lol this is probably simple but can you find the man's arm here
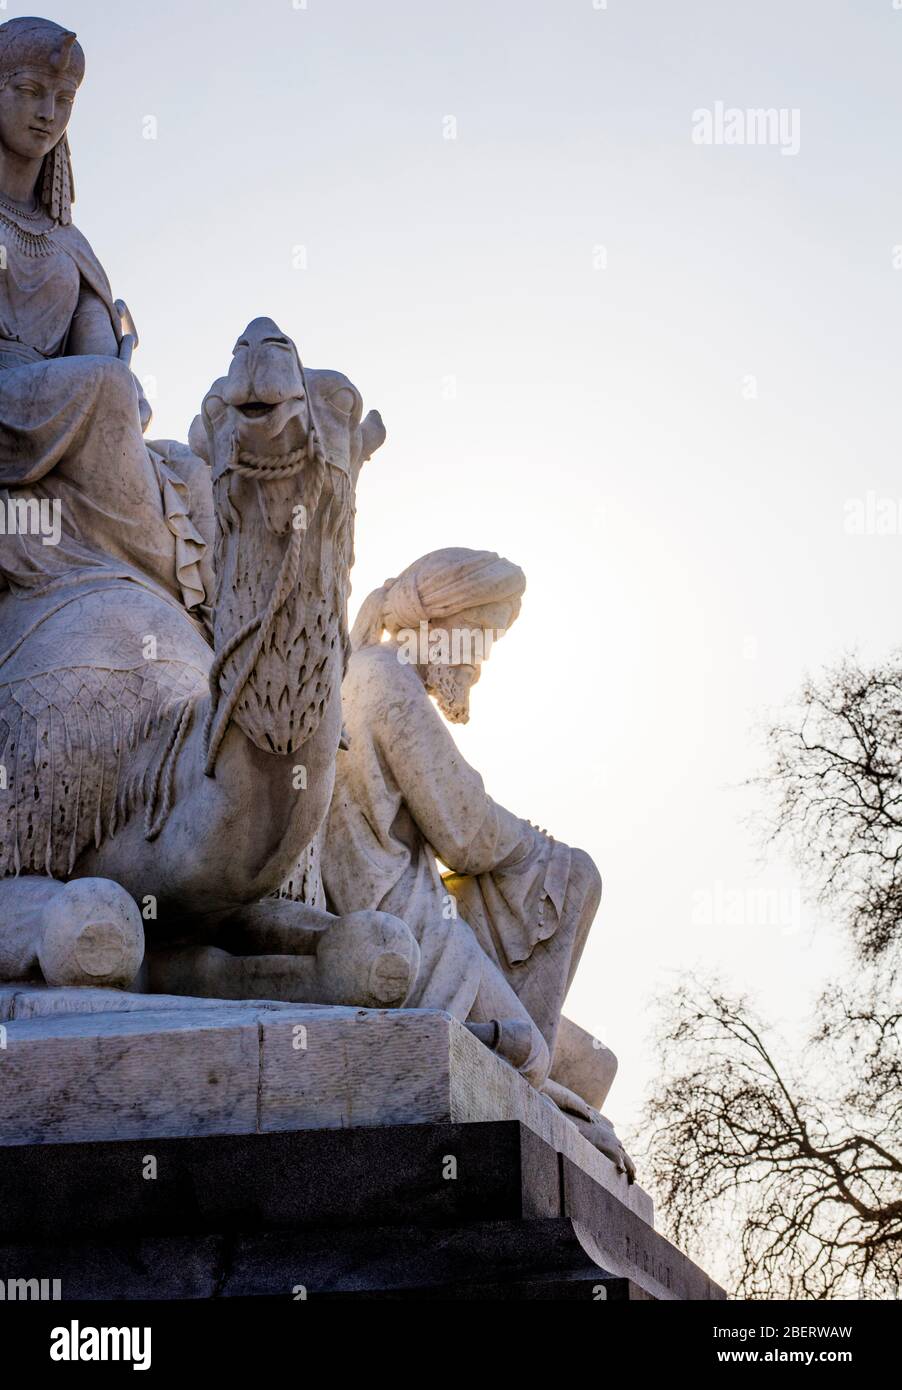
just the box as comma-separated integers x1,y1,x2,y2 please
376,669,529,875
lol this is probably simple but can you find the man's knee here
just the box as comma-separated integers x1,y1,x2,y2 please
570,847,602,915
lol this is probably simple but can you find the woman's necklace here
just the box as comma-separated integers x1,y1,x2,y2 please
0,190,45,222
0,194,56,258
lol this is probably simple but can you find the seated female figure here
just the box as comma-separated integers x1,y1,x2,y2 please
0,16,206,614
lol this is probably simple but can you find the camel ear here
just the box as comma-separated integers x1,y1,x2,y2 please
360,409,386,464
188,413,210,465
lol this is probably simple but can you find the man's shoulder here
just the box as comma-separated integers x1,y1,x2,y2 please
347,643,423,704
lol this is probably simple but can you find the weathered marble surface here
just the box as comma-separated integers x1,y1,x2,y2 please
0,16,634,1203
0,20,415,1011
0,986,652,1224
0,982,310,1019
0,311,414,1010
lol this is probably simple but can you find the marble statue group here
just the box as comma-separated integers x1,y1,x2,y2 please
0,17,632,1177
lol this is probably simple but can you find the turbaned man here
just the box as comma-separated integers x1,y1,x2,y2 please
321,547,633,1176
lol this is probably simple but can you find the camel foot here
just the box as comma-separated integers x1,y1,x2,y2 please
38,878,145,989
312,911,419,1008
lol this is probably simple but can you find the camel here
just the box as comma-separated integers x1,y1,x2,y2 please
0,318,420,1007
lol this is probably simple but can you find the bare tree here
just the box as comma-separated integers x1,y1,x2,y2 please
642,654,902,1299
762,655,902,961
643,977,900,1298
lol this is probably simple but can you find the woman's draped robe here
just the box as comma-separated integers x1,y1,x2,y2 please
0,213,211,877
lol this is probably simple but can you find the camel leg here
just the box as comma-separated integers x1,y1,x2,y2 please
147,898,420,1009
144,944,321,1002
217,896,331,956
226,898,420,1007
0,876,145,989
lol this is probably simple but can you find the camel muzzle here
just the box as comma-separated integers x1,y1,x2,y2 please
221,317,311,452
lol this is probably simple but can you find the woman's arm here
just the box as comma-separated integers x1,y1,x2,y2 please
66,282,152,429
66,282,119,357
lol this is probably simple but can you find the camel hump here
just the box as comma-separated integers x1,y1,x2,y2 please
0,583,211,686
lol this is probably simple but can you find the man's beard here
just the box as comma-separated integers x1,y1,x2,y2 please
424,662,471,723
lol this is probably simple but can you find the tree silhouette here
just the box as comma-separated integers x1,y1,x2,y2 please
642,654,902,1299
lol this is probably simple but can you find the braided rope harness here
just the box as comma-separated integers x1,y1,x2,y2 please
145,436,321,839
202,427,326,778
145,364,330,837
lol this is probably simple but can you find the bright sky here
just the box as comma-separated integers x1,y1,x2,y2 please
46,0,901,1166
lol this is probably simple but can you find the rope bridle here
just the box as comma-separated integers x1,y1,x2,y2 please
146,362,338,842
202,371,327,777
144,428,322,835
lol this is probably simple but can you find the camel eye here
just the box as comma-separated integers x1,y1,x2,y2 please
328,387,356,416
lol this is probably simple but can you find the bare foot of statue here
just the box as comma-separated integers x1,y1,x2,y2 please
543,1076,637,1181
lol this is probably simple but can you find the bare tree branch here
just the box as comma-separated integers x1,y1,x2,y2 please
641,980,901,1299
643,653,902,1297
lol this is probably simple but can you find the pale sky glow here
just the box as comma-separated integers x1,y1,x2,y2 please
43,0,900,1194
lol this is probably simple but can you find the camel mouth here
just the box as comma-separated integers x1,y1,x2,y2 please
236,401,278,419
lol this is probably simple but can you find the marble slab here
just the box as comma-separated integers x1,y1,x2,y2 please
0,985,652,1224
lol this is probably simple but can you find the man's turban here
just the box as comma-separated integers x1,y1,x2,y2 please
351,547,526,651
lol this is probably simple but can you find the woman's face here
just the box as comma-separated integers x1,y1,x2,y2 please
0,68,77,162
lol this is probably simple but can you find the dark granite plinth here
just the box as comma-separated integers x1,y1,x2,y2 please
0,1121,725,1300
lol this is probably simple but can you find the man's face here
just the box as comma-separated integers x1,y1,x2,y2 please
0,68,78,162
421,600,518,724
424,660,480,724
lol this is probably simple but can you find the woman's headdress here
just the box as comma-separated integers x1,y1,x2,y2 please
0,17,85,225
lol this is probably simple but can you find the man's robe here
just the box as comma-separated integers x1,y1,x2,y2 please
321,641,599,1049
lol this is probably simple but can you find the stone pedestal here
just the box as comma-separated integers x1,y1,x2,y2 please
0,987,725,1300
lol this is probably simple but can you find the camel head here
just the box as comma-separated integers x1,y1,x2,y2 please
196,319,387,768
197,317,386,492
